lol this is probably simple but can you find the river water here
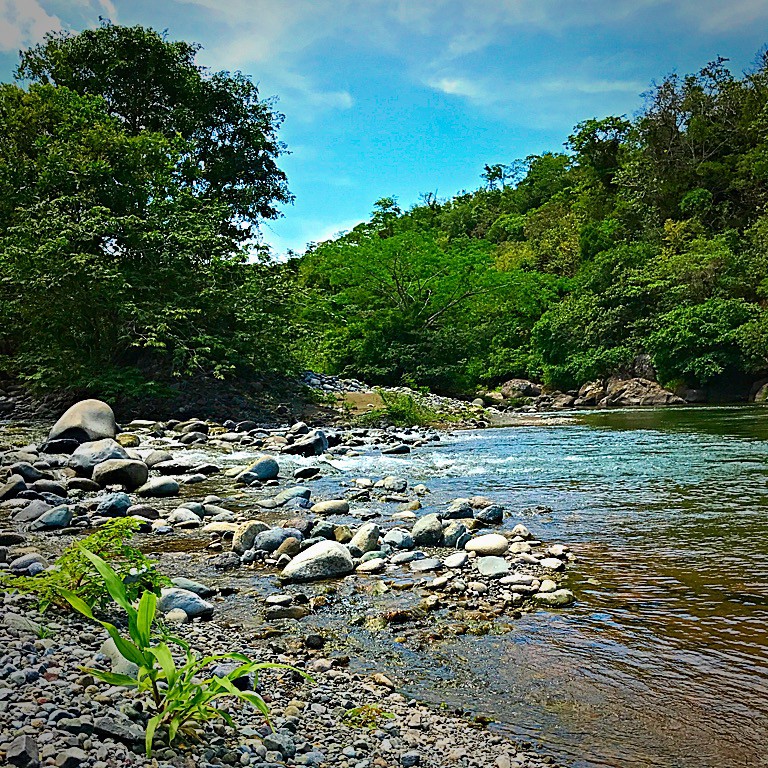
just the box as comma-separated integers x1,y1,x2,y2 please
316,407,768,768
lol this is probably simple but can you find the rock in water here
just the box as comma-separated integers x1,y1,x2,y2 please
350,523,380,552
48,399,116,444
136,477,180,497
92,459,148,490
244,454,280,480
464,533,509,556
280,540,354,582
69,439,129,477
411,513,443,546
231,520,270,554
533,589,575,607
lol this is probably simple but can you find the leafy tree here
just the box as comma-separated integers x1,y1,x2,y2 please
16,21,291,234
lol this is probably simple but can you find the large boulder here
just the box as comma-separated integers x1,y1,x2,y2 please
464,533,509,556
92,459,149,490
70,439,129,477
48,399,116,444
243,455,280,481
600,377,685,407
574,380,606,407
280,540,354,582
500,379,541,399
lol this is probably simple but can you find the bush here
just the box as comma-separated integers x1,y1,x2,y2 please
0,518,167,612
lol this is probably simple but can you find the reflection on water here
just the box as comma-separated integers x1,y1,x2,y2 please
326,407,768,768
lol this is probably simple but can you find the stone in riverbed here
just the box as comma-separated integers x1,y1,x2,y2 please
442,521,469,549
69,439,128,477
383,528,414,549
350,523,380,553
443,499,473,519
539,557,566,571
95,492,132,517
511,523,532,539
476,556,509,578
410,557,442,573
137,477,180,497
30,505,72,531
311,499,349,515
379,475,408,492
12,499,51,523
144,450,173,468
9,553,47,574
356,558,386,573
48,399,116,444
253,527,304,553
533,589,575,607
280,540,354,582
232,520,270,554
474,504,504,524
411,513,443,546
171,577,216,597
0,474,26,501
464,533,509,556
244,454,280,480
158,588,214,619
382,443,410,455
91,459,148,490
443,551,468,569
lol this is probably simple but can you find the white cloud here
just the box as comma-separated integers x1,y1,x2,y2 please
0,0,61,52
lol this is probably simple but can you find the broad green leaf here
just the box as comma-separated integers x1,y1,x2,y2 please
145,714,160,757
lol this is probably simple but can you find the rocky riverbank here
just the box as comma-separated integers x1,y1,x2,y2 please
0,399,576,767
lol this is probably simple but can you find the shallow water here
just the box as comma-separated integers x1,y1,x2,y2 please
310,407,768,768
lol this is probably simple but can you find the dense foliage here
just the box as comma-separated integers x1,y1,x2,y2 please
297,53,768,395
0,23,295,396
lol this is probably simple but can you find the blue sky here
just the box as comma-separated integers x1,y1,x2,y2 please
2,1,768,255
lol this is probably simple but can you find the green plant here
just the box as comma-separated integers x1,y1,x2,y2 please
341,704,395,730
63,550,311,756
356,389,443,427
35,622,53,640
0,518,167,612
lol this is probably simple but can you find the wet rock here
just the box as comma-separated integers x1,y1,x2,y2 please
294,466,320,480
465,533,509,556
48,399,116,444
311,499,349,515
410,557,442,573
443,499,473,519
309,520,336,540
91,458,148,490
356,558,386,573
171,577,216,597
8,462,46,483
510,524,531,539
411,513,443,546
383,528,414,549
144,449,173,468
382,443,410,454
333,524,353,543
539,557,566,571
533,589,575,607
253,527,304,553
282,430,328,456
350,523,380,553
474,504,504,524
275,537,302,557
442,521,469,549
281,540,354,582
244,455,280,480
69,439,128,477
9,552,47,574
66,477,101,492
379,476,408,493
158,588,214,619
232,520,270,554
137,477,180,497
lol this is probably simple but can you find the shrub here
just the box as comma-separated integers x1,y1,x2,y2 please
0,518,167,612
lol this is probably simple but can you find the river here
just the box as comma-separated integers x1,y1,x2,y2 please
305,407,768,768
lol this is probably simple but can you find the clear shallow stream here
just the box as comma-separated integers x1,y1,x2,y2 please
320,407,768,768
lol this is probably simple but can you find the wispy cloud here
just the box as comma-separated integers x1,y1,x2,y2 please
0,0,60,52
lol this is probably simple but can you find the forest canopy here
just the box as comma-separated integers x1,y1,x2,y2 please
296,52,768,395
